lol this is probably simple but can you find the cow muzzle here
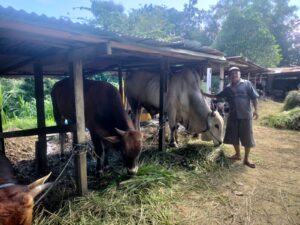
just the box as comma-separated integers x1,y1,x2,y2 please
127,166,139,175
214,140,223,147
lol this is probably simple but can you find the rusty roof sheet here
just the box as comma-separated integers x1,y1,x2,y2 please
0,5,224,57
267,67,300,74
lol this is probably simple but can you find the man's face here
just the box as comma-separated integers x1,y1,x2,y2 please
229,70,241,85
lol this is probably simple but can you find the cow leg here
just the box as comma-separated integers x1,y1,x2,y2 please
51,93,67,158
168,111,178,147
174,124,179,143
169,125,179,147
90,131,105,176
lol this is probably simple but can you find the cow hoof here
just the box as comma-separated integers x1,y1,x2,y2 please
169,142,178,148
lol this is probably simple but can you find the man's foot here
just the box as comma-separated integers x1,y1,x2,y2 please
244,161,255,168
228,154,241,160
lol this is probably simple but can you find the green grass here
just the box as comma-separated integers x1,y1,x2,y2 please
3,117,56,130
33,140,230,225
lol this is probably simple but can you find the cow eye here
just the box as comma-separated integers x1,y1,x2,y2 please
214,124,219,129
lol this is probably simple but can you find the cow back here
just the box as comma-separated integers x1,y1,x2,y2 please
51,78,131,137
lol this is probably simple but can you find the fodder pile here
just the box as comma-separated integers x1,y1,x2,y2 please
261,107,300,130
33,139,229,225
283,90,300,111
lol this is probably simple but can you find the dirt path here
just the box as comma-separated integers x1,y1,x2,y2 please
217,124,300,225
176,100,300,225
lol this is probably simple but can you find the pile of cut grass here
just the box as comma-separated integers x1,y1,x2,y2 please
34,164,179,225
261,107,300,130
283,90,300,111
33,140,229,225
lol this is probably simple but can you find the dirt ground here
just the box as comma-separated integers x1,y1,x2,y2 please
3,100,300,225
175,100,300,225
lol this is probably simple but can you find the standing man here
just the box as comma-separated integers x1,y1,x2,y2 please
203,67,259,168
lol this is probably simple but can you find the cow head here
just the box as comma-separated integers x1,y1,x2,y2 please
105,128,143,175
0,173,52,225
203,111,224,146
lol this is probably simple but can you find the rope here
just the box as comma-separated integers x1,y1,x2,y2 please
34,143,90,206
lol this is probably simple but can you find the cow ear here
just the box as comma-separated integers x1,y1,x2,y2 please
28,172,52,190
104,136,121,143
115,128,126,136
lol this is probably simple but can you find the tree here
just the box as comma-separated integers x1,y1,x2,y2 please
209,0,299,66
213,9,282,67
127,5,177,40
88,0,128,32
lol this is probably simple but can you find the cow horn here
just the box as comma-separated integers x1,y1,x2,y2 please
211,111,216,117
28,172,52,190
29,182,52,198
115,128,126,136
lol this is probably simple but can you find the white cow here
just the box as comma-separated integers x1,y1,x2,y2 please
125,68,224,147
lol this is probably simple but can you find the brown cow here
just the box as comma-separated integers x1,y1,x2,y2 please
0,153,51,225
51,78,143,175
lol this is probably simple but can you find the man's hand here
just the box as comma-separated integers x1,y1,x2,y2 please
253,111,259,120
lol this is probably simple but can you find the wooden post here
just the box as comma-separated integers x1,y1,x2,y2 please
118,65,124,105
219,64,225,91
159,59,168,151
34,62,47,174
0,109,5,154
71,60,88,195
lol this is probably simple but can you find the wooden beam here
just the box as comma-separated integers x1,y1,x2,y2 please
109,41,226,62
159,59,168,151
219,64,225,91
34,62,47,174
0,108,5,154
0,125,75,139
118,65,124,105
71,60,88,195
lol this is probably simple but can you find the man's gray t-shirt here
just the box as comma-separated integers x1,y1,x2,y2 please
216,79,259,119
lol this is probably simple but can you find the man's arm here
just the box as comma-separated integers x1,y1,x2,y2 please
252,98,259,119
201,90,217,99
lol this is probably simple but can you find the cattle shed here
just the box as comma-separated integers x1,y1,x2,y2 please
208,56,268,92
0,6,226,195
263,67,300,100
226,56,268,85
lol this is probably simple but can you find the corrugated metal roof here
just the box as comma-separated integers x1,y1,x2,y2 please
0,5,224,56
267,67,300,74
0,5,227,76
226,56,268,74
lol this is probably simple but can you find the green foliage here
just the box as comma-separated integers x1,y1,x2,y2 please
283,90,300,111
83,0,298,66
89,72,119,87
127,5,177,40
261,107,300,130
0,78,56,130
90,0,127,32
210,0,299,66
213,9,282,67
